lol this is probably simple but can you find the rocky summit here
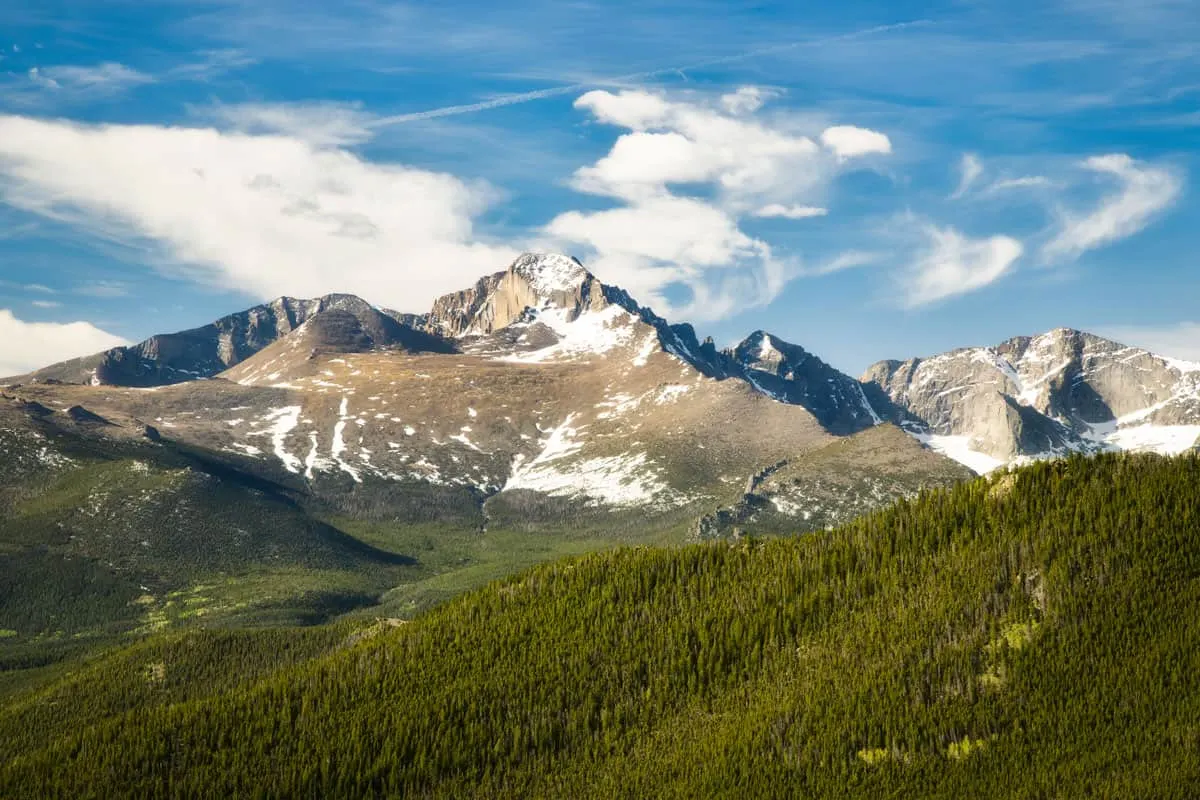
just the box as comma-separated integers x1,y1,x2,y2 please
863,327,1200,472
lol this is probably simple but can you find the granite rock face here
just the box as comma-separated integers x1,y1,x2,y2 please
727,330,884,435
863,328,1200,466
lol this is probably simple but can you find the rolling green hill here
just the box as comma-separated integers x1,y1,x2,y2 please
2,452,1198,798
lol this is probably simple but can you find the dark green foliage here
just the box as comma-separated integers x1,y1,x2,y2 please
2,453,1199,797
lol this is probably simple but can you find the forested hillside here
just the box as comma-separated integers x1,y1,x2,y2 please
2,453,1198,798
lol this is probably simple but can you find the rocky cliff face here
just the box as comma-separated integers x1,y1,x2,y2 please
863,328,1200,470
727,331,883,435
425,254,609,337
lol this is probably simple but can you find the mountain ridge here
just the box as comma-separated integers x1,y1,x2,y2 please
8,254,1198,484
864,326,1200,471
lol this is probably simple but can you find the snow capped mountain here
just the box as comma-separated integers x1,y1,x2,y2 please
5,252,947,531
863,327,1200,472
15,254,1193,520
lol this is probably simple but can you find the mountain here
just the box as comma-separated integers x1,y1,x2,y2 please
4,453,1198,797
727,329,883,434
7,293,450,387
863,327,1200,472
1,253,974,656
5,254,916,527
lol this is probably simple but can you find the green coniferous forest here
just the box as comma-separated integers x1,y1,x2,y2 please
2,453,1198,798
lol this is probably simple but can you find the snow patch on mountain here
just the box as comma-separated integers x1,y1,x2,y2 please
1103,424,1200,454
908,430,1006,475
502,412,678,507
656,385,691,404
331,397,362,482
499,305,638,364
251,406,302,473
511,252,589,295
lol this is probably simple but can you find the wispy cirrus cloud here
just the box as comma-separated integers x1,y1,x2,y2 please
165,49,255,82
950,153,983,198
74,281,130,298
31,62,153,93
1042,154,1183,261
7,50,253,108
987,175,1053,193
900,225,1023,307
200,101,375,147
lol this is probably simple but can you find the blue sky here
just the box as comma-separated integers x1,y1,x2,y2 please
1,0,1198,377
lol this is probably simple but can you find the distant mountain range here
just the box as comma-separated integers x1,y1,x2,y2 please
11,252,1197,482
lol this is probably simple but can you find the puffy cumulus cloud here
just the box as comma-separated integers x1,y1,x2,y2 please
820,125,892,161
545,195,788,320
902,226,1023,307
1042,154,1182,261
548,89,889,318
0,309,128,377
571,89,824,206
0,115,518,312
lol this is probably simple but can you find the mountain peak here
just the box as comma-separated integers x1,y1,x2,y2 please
509,252,591,297
864,326,1200,471
426,253,607,338
730,330,812,371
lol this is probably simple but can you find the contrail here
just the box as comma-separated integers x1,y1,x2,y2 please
369,19,932,127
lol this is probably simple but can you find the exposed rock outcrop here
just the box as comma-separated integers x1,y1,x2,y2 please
863,328,1200,467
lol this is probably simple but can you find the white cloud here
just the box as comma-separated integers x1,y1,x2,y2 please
0,115,518,312
571,89,825,206
950,153,983,198
30,300,61,308
988,175,1052,192
202,102,375,147
1100,321,1200,362
546,89,888,319
27,68,59,90
806,250,878,276
74,281,129,298
753,204,828,219
0,309,127,377
1042,154,1182,261
35,62,153,93
902,226,1023,307
819,125,892,160
545,195,787,319
0,87,894,327
166,50,255,82
720,86,773,115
